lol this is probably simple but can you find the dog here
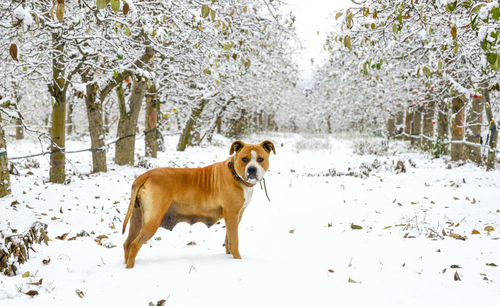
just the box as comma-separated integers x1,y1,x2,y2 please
122,140,275,268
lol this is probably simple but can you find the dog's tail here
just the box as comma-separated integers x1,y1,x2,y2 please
122,174,149,234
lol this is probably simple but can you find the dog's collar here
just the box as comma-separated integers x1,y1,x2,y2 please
228,158,257,188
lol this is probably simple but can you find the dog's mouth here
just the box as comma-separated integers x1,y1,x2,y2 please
246,175,259,184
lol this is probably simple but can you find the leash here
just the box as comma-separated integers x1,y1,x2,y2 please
260,177,271,202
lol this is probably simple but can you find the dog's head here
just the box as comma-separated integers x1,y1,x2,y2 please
229,140,275,185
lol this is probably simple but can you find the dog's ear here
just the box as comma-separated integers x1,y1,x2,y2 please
230,140,245,155
260,140,276,155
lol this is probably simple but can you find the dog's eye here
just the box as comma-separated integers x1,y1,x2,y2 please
257,157,264,162
242,157,249,163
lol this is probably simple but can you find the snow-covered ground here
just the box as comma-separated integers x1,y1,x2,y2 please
1,133,499,305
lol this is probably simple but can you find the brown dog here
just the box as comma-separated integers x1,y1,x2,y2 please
122,140,275,268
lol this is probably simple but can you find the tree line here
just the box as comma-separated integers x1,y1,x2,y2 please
303,0,499,168
0,0,299,197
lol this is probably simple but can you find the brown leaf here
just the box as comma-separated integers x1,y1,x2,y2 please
451,26,457,40
25,290,38,297
56,233,69,240
484,226,495,232
186,241,196,246
29,278,43,286
486,263,497,267
123,2,129,15
449,233,466,240
289,229,295,234
327,269,335,273
156,299,166,306
75,289,85,298
9,44,18,61
454,271,461,281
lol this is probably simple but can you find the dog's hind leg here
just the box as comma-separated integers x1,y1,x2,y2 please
125,194,173,268
123,206,142,264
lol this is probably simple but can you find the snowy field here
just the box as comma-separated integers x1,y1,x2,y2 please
1,133,499,305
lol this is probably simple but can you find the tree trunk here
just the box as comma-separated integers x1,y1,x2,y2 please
395,110,404,136
404,110,412,141
67,94,74,135
15,117,23,140
437,101,449,155
84,81,107,173
386,118,395,138
204,98,233,144
451,95,466,161
465,93,484,164
487,120,498,170
177,99,209,152
0,113,11,197
115,79,147,165
422,101,435,151
49,34,67,183
410,106,422,147
145,84,159,158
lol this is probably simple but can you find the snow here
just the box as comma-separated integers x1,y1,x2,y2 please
13,6,33,27
0,133,499,305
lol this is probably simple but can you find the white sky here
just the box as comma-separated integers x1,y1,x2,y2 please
283,0,353,86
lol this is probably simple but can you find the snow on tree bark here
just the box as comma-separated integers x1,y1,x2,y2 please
451,95,466,162
0,112,11,198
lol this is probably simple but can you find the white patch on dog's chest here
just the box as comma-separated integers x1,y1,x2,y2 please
242,185,254,208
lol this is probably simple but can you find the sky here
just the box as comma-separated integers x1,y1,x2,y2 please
283,0,354,86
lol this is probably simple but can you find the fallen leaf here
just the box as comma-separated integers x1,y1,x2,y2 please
449,233,466,240
75,289,85,298
22,271,30,278
29,279,43,286
454,271,461,281
350,224,363,230
42,257,51,265
25,290,38,297
453,196,460,200
156,300,167,306
186,241,197,246
450,264,462,269
471,229,480,235
55,233,69,240
289,229,295,233
486,263,497,267
384,225,392,229
328,269,335,273
484,226,495,232
348,277,360,283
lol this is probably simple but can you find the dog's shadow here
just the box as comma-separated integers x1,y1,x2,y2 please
130,252,235,268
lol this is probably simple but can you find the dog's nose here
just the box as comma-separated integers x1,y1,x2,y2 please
247,166,257,175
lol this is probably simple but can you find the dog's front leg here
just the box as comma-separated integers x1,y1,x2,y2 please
224,211,241,259
224,207,246,255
